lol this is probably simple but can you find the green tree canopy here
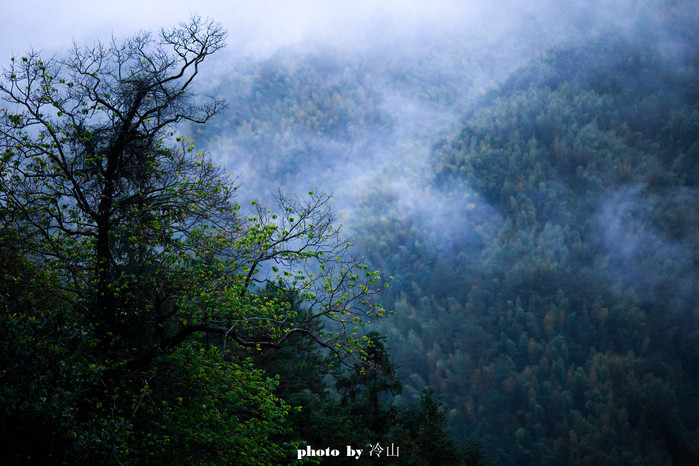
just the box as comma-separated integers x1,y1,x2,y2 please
0,17,387,462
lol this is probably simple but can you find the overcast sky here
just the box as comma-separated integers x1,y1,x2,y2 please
0,0,494,62
3,0,692,71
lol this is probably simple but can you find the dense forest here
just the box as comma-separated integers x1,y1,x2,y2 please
0,15,472,465
2,0,699,464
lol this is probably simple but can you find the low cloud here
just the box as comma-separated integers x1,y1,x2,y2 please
596,185,698,316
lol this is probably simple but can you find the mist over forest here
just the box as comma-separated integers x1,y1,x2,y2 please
190,0,699,463
1,0,698,464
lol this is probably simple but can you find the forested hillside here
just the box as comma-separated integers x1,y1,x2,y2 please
2,1,698,464
189,1,699,464
400,31,699,465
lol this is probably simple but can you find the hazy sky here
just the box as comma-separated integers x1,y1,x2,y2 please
3,0,690,79
0,0,490,62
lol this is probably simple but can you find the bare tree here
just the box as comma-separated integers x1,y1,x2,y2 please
1,16,226,301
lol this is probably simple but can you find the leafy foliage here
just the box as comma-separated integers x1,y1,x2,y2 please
0,18,390,463
244,290,474,465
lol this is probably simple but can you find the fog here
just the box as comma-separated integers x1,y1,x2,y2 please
0,1,513,60
3,0,664,66
598,185,699,317
3,1,698,462
5,0,695,337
